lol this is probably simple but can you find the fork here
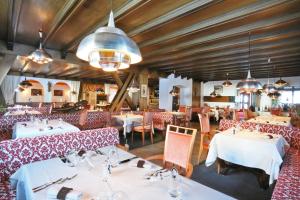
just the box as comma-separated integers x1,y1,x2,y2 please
57,174,78,184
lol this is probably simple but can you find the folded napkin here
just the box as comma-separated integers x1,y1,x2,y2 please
47,186,83,200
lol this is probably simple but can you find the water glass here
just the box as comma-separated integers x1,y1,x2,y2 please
168,168,182,198
108,146,119,168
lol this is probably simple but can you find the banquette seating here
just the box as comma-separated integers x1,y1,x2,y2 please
219,119,300,200
0,127,120,200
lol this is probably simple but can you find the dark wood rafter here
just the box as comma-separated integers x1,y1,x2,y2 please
6,0,22,50
42,0,88,45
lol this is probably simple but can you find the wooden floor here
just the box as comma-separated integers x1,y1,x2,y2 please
130,122,219,166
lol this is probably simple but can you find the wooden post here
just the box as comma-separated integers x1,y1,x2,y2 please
139,68,149,110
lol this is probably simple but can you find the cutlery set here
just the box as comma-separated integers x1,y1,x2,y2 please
32,174,78,192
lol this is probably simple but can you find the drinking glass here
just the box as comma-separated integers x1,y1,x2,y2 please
108,145,119,168
66,149,80,167
168,168,182,198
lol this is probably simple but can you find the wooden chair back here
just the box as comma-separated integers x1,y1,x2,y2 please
163,125,197,170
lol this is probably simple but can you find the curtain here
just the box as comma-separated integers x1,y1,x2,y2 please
0,75,21,105
69,80,81,102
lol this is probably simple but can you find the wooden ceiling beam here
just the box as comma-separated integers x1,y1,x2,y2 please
161,51,300,73
139,0,289,48
127,0,215,37
6,0,22,50
142,12,300,58
152,40,300,70
141,26,300,65
64,0,147,51
43,0,88,45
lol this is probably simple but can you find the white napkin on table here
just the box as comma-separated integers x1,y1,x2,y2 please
47,186,83,200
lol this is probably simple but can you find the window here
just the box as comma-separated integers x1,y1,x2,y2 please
293,91,300,104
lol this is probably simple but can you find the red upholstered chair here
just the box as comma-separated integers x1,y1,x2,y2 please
152,112,174,134
131,112,153,145
178,105,186,112
146,125,197,178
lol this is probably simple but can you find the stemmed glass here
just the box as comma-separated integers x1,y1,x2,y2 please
108,145,119,168
168,168,182,198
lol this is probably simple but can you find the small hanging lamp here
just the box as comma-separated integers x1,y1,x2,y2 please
262,59,276,93
210,90,217,98
27,30,53,64
127,78,140,93
236,32,262,93
19,77,32,88
268,91,281,99
76,0,142,72
222,73,232,87
274,77,288,88
169,86,179,96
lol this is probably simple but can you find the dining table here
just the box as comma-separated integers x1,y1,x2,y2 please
112,114,143,144
10,146,235,200
206,128,289,186
247,115,291,126
4,110,41,116
12,119,80,139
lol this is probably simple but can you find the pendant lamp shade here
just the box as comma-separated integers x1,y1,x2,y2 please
127,79,140,93
169,86,178,96
27,30,53,64
268,91,281,99
210,90,217,98
236,70,262,93
19,78,32,88
262,83,276,94
76,11,142,72
222,73,232,87
274,78,288,88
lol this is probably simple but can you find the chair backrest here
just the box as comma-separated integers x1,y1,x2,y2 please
185,106,192,121
38,102,42,108
163,125,197,170
48,105,53,114
198,113,210,133
143,112,153,126
178,105,186,113
79,109,88,126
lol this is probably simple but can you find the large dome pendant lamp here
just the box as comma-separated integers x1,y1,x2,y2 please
76,0,142,72
27,30,53,64
236,32,262,93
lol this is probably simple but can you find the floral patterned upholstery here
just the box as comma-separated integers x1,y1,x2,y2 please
271,148,300,200
152,112,174,131
0,127,119,180
83,111,111,130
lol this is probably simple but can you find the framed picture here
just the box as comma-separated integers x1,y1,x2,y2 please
54,90,63,96
31,89,42,96
141,84,148,98
214,85,223,95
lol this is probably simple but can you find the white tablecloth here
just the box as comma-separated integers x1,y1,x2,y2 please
12,120,80,139
11,147,234,200
4,110,41,116
248,115,291,126
206,128,289,184
112,114,143,133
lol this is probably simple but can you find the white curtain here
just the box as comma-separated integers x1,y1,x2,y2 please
69,80,80,102
0,75,21,105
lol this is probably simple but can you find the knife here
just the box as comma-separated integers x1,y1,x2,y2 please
119,156,138,164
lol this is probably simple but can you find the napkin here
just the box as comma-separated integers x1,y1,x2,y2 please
47,186,83,200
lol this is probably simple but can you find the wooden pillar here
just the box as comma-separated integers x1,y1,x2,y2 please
139,68,149,110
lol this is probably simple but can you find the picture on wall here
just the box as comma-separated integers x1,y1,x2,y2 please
141,84,148,98
214,85,223,95
54,90,63,96
31,89,42,96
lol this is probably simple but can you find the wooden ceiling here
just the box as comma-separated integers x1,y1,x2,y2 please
1,0,300,82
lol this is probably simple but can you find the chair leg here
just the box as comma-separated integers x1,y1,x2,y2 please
142,131,145,145
197,144,204,165
150,130,154,144
131,130,134,144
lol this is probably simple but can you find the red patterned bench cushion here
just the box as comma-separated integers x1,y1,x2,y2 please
219,119,300,149
271,148,300,200
152,112,174,131
0,127,119,180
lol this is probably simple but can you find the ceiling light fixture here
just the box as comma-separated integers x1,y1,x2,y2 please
127,78,140,93
76,0,142,72
222,73,232,87
236,32,262,93
274,77,288,88
169,86,179,96
262,59,276,94
19,78,32,88
27,30,53,64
